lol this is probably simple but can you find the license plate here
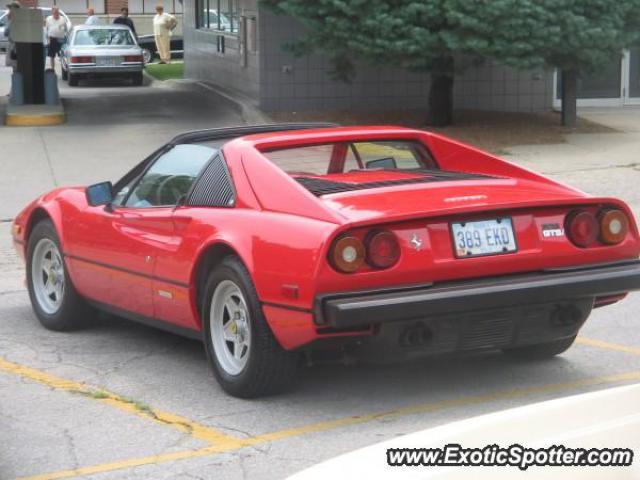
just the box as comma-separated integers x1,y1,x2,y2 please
451,218,517,258
97,57,119,66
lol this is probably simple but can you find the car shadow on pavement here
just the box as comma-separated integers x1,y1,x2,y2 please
84,309,577,405
66,76,149,89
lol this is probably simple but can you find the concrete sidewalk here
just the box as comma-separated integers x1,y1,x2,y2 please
505,107,640,215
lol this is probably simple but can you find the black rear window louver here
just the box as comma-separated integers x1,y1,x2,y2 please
187,155,235,207
295,169,495,196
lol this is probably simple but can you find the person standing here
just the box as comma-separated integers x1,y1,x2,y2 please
153,5,176,64
4,1,20,71
113,7,136,37
44,6,67,70
85,7,100,25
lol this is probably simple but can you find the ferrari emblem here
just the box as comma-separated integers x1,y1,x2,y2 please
410,233,423,251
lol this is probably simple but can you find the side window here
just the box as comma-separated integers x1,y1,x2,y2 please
112,175,138,207
124,144,214,208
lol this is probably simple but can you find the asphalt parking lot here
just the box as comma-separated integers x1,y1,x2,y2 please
1,59,640,479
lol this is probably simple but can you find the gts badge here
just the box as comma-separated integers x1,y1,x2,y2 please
542,223,565,238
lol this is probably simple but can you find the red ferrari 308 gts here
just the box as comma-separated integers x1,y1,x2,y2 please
12,124,640,397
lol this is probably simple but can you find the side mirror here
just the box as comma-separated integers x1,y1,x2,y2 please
86,181,113,207
365,157,397,170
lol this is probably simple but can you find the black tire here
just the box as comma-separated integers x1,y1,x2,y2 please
61,66,68,81
68,73,78,86
26,219,93,331
131,72,143,86
202,256,299,398
503,336,577,360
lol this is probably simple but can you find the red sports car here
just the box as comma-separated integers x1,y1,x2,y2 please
12,124,640,397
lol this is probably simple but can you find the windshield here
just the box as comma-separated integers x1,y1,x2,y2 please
74,29,135,46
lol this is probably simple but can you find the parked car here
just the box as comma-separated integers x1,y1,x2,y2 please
0,7,72,52
11,124,640,398
289,383,640,479
137,34,183,64
205,8,233,31
0,10,8,52
60,24,144,86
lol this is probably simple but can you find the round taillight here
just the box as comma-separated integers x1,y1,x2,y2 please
366,230,400,269
330,236,365,273
600,209,629,244
565,210,599,248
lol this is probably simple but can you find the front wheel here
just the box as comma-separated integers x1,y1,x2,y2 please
26,220,93,331
202,256,299,398
502,336,577,360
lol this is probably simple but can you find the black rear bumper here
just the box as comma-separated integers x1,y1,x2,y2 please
316,260,640,329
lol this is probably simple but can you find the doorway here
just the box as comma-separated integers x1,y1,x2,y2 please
553,41,640,108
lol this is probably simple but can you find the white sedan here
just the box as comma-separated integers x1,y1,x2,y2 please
61,24,144,86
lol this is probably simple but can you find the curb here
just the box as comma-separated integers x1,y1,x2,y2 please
142,68,158,87
5,101,65,126
196,81,273,125
163,78,272,125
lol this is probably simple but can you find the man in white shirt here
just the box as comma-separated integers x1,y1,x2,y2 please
153,5,176,64
44,7,67,70
85,8,100,25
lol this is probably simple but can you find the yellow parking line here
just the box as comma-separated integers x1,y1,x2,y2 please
17,369,640,480
0,356,239,447
15,447,224,480
242,368,640,445
576,336,640,357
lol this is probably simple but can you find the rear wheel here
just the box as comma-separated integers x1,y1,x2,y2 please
61,66,68,81
27,220,93,331
68,73,78,86
202,256,299,398
503,336,577,360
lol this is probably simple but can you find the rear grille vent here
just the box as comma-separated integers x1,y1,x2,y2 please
187,155,235,207
295,169,495,196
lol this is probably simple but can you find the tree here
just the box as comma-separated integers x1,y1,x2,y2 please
261,0,640,127
443,0,640,127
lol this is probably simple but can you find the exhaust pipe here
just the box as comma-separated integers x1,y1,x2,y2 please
550,305,584,328
399,322,432,347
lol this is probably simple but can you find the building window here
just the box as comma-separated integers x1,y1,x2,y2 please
40,0,105,14
129,0,183,15
197,0,238,34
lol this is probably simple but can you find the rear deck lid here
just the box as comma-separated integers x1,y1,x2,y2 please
305,173,589,224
